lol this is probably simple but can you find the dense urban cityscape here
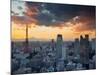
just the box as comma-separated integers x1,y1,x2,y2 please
11,34,96,74
11,1,96,74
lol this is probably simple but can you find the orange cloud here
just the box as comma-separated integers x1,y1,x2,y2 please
24,3,39,17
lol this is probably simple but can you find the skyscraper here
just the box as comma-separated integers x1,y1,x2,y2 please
74,38,80,56
56,34,63,60
51,39,55,51
91,38,96,51
79,34,90,69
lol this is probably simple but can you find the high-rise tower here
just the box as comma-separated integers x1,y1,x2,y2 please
56,34,63,60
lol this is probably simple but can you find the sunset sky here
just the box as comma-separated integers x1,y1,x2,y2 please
11,0,96,41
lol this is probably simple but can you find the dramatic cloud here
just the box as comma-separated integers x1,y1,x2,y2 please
73,16,95,31
25,2,39,17
11,1,96,41
11,16,38,25
11,1,39,25
12,1,96,31
27,2,95,28
70,10,96,31
25,2,58,26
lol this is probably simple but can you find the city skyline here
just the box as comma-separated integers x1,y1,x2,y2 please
11,0,96,41
11,1,96,74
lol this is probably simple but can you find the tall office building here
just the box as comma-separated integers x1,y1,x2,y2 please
91,38,96,51
79,34,91,69
56,34,63,60
51,39,55,51
55,34,65,71
74,38,80,56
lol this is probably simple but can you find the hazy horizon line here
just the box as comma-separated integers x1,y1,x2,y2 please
11,37,96,42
